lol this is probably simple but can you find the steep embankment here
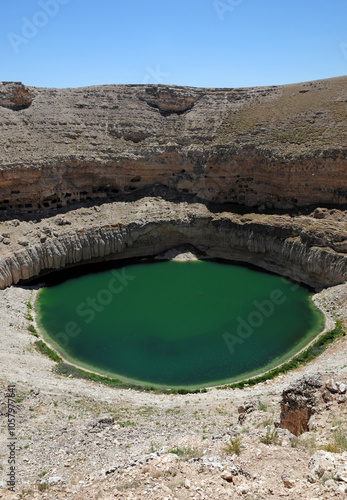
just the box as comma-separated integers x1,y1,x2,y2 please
0,199,346,290
0,77,347,211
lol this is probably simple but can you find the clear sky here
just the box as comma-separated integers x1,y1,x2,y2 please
1,0,347,89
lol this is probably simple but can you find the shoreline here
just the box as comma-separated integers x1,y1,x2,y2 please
31,260,338,392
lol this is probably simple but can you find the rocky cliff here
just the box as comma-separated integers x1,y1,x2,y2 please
0,77,347,211
0,199,346,289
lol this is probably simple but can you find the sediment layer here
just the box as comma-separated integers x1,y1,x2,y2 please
1,77,347,211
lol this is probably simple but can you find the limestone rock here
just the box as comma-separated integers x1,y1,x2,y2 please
325,378,339,393
47,476,64,485
338,382,346,394
308,450,347,483
0,77,347,211
0,203,346,290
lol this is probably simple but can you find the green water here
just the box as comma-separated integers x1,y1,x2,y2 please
36,260,325,387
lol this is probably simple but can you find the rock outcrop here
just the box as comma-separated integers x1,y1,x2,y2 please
280,375,323,436
280,374,347,436
0,81,33,111
0,77,347,211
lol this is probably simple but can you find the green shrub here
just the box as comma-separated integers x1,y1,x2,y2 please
35,341,62,363
27,324,38,336
261,426,278,445
224,435,242,455
168,446,202,461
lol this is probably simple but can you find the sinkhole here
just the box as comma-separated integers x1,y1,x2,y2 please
35,259,325,388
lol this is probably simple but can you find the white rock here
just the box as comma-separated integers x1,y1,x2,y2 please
326,379,339,393
48,476,64,485
338,382,346,394
308,451,334,481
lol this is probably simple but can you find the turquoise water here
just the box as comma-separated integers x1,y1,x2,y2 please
36,260,325,387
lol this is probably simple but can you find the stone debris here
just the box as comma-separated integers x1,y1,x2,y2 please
238,400,258,423
325,378,339,393
87,415,115,433
55,217,72,226
281,473,296,488
308,450,347,485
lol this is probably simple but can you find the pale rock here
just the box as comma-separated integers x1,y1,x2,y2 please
281,473,295,489
326,379,339,393
47,476,64,485
338,382,346,394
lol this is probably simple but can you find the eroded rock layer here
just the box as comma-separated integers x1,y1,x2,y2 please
0,199,346,289
0,77,347,211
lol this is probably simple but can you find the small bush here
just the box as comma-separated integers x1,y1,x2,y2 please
27,324,38,335
258,401,267,411
224,436,242,456
323,428,347,453
261,426,278,445
168,446,202,461
291,433,317,454
37,482,47,492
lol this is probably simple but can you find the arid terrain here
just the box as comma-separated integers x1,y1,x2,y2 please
0,76,347,499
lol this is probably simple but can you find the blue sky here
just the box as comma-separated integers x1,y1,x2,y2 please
1,0,347,88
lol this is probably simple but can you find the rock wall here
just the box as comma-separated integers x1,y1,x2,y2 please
0,78,347,211
0,209,346,289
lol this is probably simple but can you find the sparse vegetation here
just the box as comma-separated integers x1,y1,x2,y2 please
258,401,267,411
53,362,207,394
27,324,38,336
116,480,142,491
224,435,242,456
168,446,202,461
35,341,62,363
37,482,48,492
217,78,347,151
261,425,279,445
322,425,347,453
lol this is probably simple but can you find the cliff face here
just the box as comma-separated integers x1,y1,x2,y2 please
0,199,346,289
0,77,346,211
